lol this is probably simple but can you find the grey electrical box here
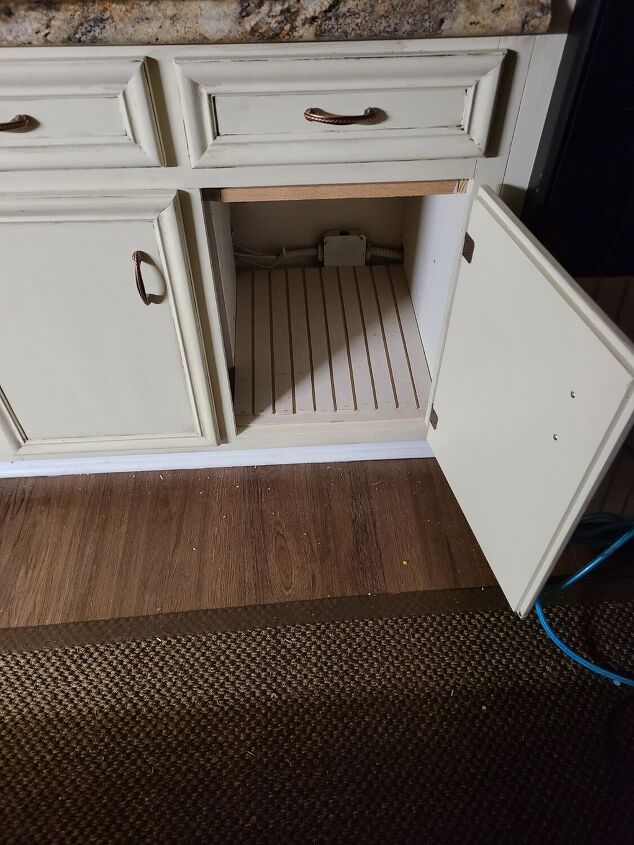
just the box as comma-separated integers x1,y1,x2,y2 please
320,229,367,267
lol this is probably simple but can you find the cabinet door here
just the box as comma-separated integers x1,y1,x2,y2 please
0,193,218,458
429,187,634,616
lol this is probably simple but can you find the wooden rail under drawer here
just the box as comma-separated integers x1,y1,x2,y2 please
209,179,468,203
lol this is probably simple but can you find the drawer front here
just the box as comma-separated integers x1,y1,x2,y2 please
176,50,505,168
0,58,163,170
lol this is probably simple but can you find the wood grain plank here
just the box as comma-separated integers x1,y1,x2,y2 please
270,269,293,415
287,268,313,414
215,180,467,203
234,271,253,417
0,459,496,629
372,265,417,410
253,270,273,415
389,265,431,408
322,267,355,412
339,266,375,411
355,266,395,409
304,267,335,412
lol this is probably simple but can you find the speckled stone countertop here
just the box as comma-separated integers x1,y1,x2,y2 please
0,1,551,47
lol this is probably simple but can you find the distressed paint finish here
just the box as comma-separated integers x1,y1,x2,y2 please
0,1,551,47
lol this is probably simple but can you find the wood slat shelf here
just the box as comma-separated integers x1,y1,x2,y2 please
233,264,431,426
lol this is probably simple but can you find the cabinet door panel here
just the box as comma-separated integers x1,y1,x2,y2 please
429,187,634,616
0,193,217,456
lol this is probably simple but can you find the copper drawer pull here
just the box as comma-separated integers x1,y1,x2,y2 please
133,251,153,305
0,114,33,132
303,107,379,126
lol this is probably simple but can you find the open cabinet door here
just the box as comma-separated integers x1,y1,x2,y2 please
428,186,634,616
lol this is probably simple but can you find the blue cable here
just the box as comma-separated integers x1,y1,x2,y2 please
534,527,634,687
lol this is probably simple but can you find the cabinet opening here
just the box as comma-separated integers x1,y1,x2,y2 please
203,184,470,431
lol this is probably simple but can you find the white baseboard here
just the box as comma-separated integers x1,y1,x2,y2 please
0,440,434,478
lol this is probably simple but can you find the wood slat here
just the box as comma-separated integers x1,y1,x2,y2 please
339,266,376,411
373,265,417,409
389,265,431,407
287,268,314,414
355,266,396,409
270,269,293,415
234,271,253,417
322,267,355,412
304,267,335,412
253,270,273,415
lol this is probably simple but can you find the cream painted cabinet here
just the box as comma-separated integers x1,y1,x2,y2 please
208,184,634,615
175,48,505,168
428,188,634,615
0,192,217,459
0,57,163,170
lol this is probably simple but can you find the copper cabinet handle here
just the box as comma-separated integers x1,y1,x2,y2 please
303,107,379,126
0,114,33,132
133,251,153,305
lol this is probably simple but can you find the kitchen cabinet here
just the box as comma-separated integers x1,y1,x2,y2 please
206,182,634,614
175,48,505,167
0,192,217,458
0,57,163,170
0,37,631,616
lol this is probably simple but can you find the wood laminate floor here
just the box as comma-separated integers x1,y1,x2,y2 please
0,459,497,629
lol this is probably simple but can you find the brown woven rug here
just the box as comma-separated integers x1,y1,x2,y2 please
1,601,633,843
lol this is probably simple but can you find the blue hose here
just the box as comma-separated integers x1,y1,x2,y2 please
535,527,634,687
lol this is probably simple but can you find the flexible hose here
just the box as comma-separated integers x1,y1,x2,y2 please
367,245,404,262
535,527,634,687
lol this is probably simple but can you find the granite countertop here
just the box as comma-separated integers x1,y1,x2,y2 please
0,1,551,47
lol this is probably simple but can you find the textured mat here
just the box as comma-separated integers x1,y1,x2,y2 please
1,602,633,844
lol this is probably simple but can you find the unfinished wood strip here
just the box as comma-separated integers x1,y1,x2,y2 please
322,267,355,412
372,266,417,410
389,265,431,408
233,271,254,417
339,267,375,412
270,269,293,415
355,266,396,410
304,267,335,412
253,270,273,416
287,268,314,414
216,180,467,204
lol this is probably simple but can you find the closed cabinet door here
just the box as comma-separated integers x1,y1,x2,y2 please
0,192,218,458
429,186,634,616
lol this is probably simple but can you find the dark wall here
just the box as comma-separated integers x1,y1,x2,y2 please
523,0,634,277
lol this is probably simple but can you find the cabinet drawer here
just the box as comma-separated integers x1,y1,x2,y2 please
0,58,163,170
176,50,505,168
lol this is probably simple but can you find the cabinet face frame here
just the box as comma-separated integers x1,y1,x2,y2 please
0,191,219,457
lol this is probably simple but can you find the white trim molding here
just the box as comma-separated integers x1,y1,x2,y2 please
0,440,434,478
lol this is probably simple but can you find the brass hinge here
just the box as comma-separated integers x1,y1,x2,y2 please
462,232,475,263
430,406,438,430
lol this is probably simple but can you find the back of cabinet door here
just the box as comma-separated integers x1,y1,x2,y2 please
428,187,634,616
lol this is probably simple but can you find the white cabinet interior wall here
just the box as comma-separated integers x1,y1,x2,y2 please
3,35,630,618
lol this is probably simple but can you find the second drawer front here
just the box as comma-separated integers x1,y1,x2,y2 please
0,57,163,170
176,50,505,168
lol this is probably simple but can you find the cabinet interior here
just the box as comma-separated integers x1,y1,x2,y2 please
204,185,470,431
